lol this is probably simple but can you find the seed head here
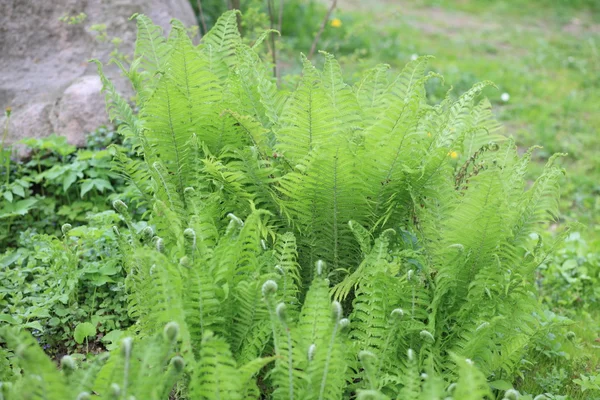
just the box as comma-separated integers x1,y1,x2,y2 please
170,356,185,372
112,199,128,215
262,280,278,297
316,260,326,276
141,226,154,242
308,343,316,361
183,228,196,248
503,389,520,400
110,384,121,397
163,322,180,343
60,355,77,372
331,301,343,323
156,237,165,253
61,223,72,236
120,336,133,358
276,302,287,323
339,318,350,330
420,330,435,343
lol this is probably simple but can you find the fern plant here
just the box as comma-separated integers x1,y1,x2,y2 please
1,10,567,399
0,322,185,399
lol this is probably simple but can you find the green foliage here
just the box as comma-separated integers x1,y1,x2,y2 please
0,211,134,356
1,9,573,400
0,323,185,399
0,129,132,249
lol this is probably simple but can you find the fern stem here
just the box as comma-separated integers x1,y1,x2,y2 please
285,323,294,400
121,337,133,398
318,320,339,400
266,298,294,400
332,150,339,271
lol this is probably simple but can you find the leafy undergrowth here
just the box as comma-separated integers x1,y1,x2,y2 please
0,129,136,361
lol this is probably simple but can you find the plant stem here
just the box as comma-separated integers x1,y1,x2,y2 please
308,0,337,60
2,111,11,185
267,0,278,81
196,0,208,38
277,0,284,34
319,321,339,400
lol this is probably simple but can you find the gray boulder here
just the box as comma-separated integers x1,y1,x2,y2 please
0,0,197,155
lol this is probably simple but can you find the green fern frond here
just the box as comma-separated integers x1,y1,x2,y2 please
232,281,272,364
183,256,226,355
126,249,191,355
0,327,73,399
110,146,153,206
94,328,185,399
321,52,362,131
92,60,143,150
332,228,396,302
274,232,303,316
276,55,338,163
451,354,493,400
354,63,391,126
133,14,171,76
200,10,242,80
142,76,193,198
188,331,245,399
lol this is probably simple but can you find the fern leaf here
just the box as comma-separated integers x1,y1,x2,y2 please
133,14,171,77
200,10,242,80
189,331,243,400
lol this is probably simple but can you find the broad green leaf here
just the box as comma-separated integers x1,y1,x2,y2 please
12,185,25,198
489,380,513,391
74,322,96,344
3,191,13,202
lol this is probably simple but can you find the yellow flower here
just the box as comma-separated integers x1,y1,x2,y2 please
427,132,431,137
331,18,342,28
448,151,458,159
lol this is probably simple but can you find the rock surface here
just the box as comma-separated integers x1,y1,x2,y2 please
0,0,197,154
